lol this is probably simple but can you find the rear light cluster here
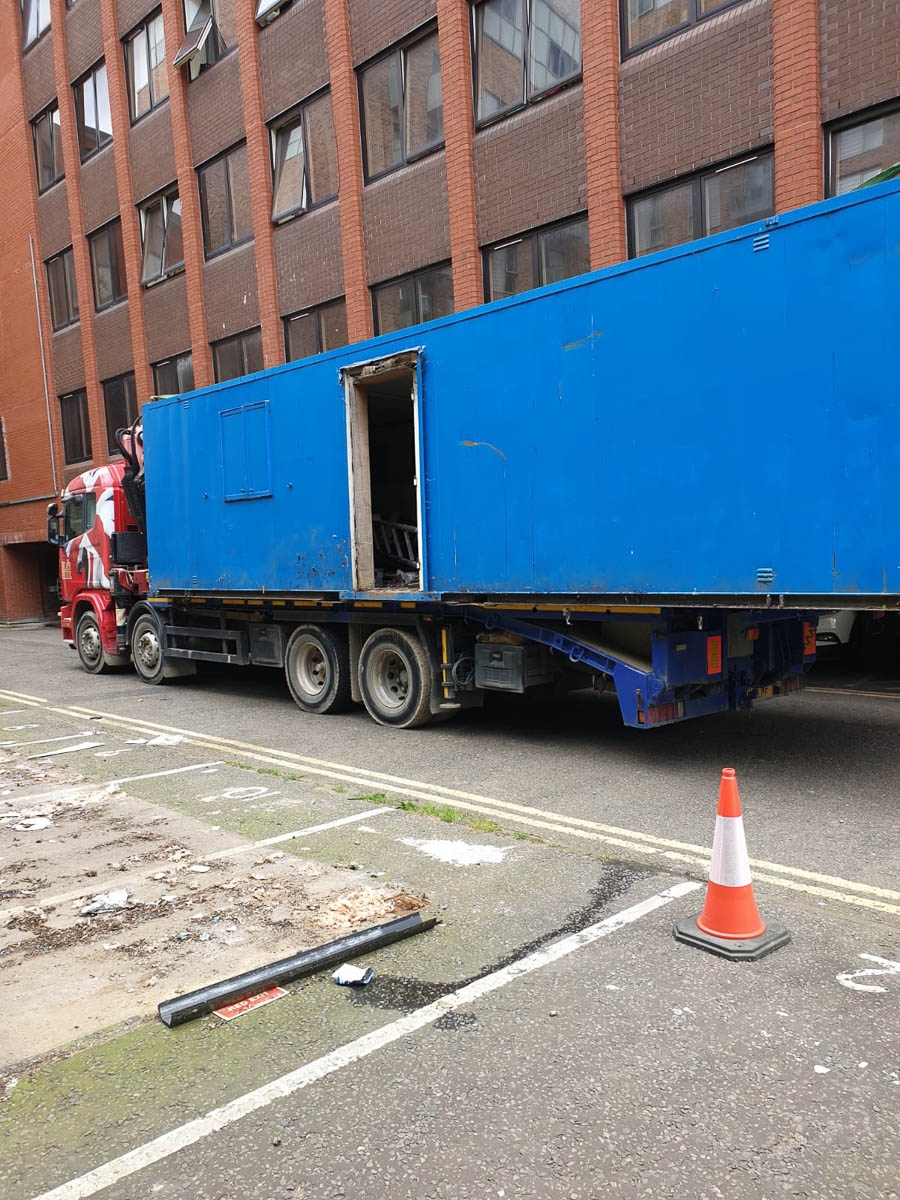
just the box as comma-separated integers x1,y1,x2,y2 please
638,700,685,725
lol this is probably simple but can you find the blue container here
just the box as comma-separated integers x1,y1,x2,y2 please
143,180,900,602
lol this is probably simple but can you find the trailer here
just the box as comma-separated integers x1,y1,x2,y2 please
49,180,900,728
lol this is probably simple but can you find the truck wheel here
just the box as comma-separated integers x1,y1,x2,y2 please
76,611,108,675
285,625,352,714
131,612,167,685
358,628,433,729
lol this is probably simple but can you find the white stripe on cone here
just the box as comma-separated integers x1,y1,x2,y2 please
708,815,753,888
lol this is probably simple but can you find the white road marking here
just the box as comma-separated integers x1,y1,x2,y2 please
836,953,900,994
109,762,225,785
400,837,511,866
29,880,699,1200
203,807,395,859
0,689,48,704
808,686,900,702
1,731,93,748
0,710,33,717
27,741,104,759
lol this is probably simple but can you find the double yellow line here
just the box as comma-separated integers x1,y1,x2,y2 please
2,686,899,919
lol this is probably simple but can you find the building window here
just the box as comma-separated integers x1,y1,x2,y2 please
125,10,168,122
103,373,138,454
484,213,589,301
270,90,338,222
0,418,8,482
626,152,774,258
46,248,79,331
88,220,127,310
152,352,195,396
284,298,348,362
173,0,234,80
74,62,112,162
373,262,453,335
139,189,184,284
21,0,50,49
199,143,253,258
59,390,92,464
473,0,581,127
32,103,64,192
212,328,264,383
621,0,742,56
359,27,443,181
828,104,900,196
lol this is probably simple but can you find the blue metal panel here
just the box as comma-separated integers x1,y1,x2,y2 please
143,181,900,600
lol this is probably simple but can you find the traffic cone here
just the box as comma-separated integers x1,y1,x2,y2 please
673,768,790,961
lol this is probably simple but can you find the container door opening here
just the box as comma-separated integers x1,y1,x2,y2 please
346,360,421,592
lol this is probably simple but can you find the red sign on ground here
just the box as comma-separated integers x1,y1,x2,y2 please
213,987,287,1021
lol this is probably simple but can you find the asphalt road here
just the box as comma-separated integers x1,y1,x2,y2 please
1,626,898,1200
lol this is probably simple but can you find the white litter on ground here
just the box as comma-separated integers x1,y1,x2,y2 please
399,837,511,866
12,816,53,831
147,734,183,747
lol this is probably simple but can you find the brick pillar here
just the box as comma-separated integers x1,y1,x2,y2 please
235,3,282,368
49,0,106,461
161,2,213,387
100,0,152,405
772,0,823,211
582,0,627,268
437,0,482,311
324,0,372,342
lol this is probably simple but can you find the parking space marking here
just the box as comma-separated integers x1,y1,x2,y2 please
27,741,104,759
0,689,48,704
29,880,700,1200
808,686,900,701
204,806,395,859
0,709,31,716
1,732,94,748
836,954,900,994
109,762,225,785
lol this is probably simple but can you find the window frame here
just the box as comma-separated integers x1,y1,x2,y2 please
269,86,338,224
824,98,900,199
46,246,79,331
0,416,9,482
211,327,264,383
624,148,775,259
73,60,112,164
123,9,168,125
102,372,138,456
174,0,233,80
482,211,590,301
31,102,64,194
59,389,92,465
358,21,445,184
87,218,127,312
152,351,195,396
471,0,583,131
198,142,254,260
371,261,454,335
283,297,348,362
138,186,185,285
21,0,51,51
619,0,744,59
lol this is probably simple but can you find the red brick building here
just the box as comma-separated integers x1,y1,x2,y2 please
1,0,898,620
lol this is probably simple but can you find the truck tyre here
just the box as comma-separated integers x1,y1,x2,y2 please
131,612,168,685
76,611,110,674
358,628,433,729
285,625,352,715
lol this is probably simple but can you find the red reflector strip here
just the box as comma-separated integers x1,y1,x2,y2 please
747,627,759,641
802,621,816,656
707,634,722,675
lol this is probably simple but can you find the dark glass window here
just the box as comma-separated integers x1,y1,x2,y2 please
103,373,138,453
74,62,112,162
140,189,184,283
484,214,589,300
0,418,8,481
199,143,253,257
284,298,348,361
21,0,51,49
32,104,64,192
360,28,443,180
88,220,127,310
59,390,92,464
125,10,168,122
46,248,79,330
373,263,453,334
474,0,581,126
212,328,264,382
621,0,742,55
828,105,900,196
627,152,774,258
174,0,231,80
270,90,337,221
153,352,195,396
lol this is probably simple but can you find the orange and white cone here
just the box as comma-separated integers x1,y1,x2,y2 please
673,768,790,961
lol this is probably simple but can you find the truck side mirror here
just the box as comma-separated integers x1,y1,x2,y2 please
47,504,63,547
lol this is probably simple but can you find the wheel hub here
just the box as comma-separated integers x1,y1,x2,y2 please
136,629,160,671
80,625,101,664
370,649,410,710
293,642,328,696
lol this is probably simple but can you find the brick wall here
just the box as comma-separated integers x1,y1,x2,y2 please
22,32,55,117
363,154,451,282
820,0,900,121
203,242,261,342
65,0,103,83
50,325,85,395
130,105,178,203
80,145,119,234
259,0,329,121
619,0,773,194
274,202,344,313
36,183,72,257
475,86,586,246
116,0,161,38
144,274,192,363
187,52,245,167
348,0,436,65
773,0,822,210
94,302,134,381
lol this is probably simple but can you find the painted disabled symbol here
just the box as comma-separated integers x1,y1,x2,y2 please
836,954,900,994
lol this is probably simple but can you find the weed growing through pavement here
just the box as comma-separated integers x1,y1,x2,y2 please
227,761,304,781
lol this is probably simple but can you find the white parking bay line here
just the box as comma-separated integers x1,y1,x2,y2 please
1,732,93,748
110,762,225,785
27,741,104,759
204,806,395,859
30,880,699,1200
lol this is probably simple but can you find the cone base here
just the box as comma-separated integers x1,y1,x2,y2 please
673,915,791,962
